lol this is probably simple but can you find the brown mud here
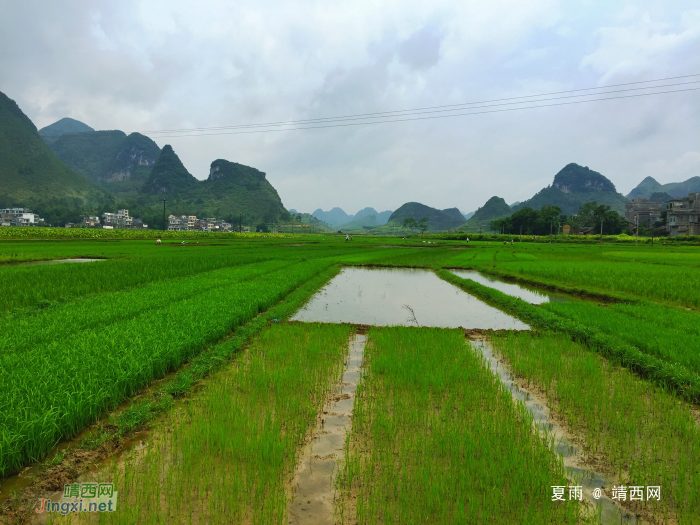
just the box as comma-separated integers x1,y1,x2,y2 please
287,333,366,525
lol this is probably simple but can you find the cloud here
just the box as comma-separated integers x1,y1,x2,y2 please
0,1,698,214
581,9,700,82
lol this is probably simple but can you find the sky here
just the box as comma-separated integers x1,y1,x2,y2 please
1,1,699,215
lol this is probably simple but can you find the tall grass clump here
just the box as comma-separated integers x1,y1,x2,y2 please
337,327,584,524
493,332,700,523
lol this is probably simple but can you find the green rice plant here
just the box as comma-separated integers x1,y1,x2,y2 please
0,259,293,355
488,260,700,308
542,301,700,375
55,323,351,525
438,269,700,401
0,260,333,477
493,332,700,523
337,327,583,524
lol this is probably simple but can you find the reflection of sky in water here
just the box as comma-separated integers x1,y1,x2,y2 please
292,268,529,330
450,270,571,304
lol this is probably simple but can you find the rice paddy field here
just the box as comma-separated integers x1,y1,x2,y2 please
0,232,698,524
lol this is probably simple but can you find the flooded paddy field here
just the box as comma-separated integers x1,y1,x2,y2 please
292,267,529,330
450,269,575,303
1,237,699,524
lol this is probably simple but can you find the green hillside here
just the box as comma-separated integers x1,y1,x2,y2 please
45,125,161,199
627,175,700,200
460,196,512,232
0,91,104,206
142,145,198,195
129,152,289,229
337,214,380,231
38,117,94,146
512,163,627,215
386,202,464,231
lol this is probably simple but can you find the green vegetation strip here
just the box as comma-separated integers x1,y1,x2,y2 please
494,332,700,523
541,301,700,376
84,263,342,447
337,327,583,524
438,269,700,402
0,259,335,477
91,323,351,525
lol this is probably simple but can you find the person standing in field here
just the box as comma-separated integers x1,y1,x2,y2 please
346,234,349,241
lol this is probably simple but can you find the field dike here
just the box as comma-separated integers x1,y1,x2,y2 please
0,265,342,525
470,336,636,524
287,332,366,525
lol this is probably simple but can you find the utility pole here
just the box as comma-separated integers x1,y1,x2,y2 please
162,199,167,232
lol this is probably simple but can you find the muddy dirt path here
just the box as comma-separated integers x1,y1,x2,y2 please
287,334,365,525
470,337,637,524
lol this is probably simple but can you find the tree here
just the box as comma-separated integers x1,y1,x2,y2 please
418,217,429,233
403,217,418,231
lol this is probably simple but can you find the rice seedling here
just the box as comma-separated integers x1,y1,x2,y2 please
438,269,700,401
493,332,700,523
542,301,700,374
0,260,334,476
45,323,351,524
337,327,584,524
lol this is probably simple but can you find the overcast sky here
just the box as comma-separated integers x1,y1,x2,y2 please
1,1,699,214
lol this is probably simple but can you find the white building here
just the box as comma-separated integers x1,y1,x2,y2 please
0,208,44,226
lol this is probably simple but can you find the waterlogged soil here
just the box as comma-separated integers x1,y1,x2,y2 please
469,336,651,525
12,258,106,267
287,334,365,525
292,267,529,330
450,269,576,304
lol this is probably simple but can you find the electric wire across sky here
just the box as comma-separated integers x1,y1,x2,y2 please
53,72,700,140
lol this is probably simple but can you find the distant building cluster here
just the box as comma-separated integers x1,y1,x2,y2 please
65,210,147,229
168,214,232,232
624,193,700,237
0,208,44,227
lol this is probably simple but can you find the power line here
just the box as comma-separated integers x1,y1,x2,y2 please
145,80,699,136
145,86,700,138
143,72,700,135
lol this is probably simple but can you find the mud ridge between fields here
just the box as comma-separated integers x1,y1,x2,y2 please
469,333,678,525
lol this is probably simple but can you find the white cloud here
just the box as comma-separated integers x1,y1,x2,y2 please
0,1,698,213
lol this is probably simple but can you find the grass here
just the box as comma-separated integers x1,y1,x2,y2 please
493,332,700,523
48,323,351,524
337,327,584,524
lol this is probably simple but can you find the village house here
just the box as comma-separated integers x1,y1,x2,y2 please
102,209,133,228
625,198,663,229
0,208,44,226
667,193,700,236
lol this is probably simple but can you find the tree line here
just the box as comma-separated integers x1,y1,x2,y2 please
490,202,628,236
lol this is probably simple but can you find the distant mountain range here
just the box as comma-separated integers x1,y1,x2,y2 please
5,87,700,233
387,202,465,230
626,176,700,200
312,207,393,227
